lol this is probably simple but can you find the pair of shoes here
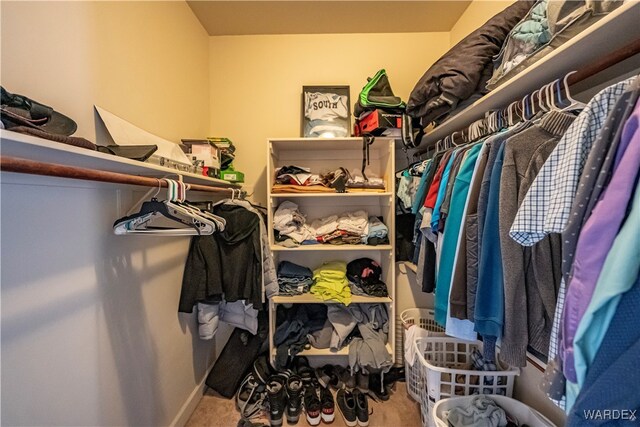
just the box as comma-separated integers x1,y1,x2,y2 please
266,374,305,427
316,365,356,390
292,356,316,385
315,365,339,390
303,380,335,426
337,389,369,427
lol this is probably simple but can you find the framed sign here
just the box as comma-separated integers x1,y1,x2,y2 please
301,85,351,138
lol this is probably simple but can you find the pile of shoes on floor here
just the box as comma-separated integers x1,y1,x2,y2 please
236,355,405,427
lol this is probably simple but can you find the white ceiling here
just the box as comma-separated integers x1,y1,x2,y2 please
187,1,472,36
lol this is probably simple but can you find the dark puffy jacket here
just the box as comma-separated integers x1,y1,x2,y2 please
407,0,535,126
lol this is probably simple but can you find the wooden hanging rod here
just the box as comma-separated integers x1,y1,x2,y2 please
567,38,640,86
0,156,239,194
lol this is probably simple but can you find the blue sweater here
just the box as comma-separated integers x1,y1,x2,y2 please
474,143,506,339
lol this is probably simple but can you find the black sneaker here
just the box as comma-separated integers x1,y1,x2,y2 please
320,386,335,423
292,356,311,375
266,376,287,427
336,389,357,427
315,365,338,389
286,375,303,425
354,390,369,427
356,371,369,393
338,368,356,390
368,372,389,401
383,366,406,385
303,380,322,426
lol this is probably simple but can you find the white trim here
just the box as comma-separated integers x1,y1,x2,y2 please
170,365,214,427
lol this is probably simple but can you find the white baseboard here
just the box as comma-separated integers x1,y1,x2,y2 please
170,366,214,427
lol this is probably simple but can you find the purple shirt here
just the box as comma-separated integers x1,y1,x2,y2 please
561,99,640,382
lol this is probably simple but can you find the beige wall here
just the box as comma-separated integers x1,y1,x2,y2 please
1,1,209,144
450,0,516,45
1,2,213,426
209,32,450,204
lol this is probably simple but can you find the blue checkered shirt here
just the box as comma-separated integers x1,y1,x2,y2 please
509,78,634,246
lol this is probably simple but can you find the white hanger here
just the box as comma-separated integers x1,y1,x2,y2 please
560,71,588,112
114,178,216,236
537,87,549,113
163,179,218,233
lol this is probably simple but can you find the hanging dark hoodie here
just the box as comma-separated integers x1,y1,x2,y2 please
179,204,262,312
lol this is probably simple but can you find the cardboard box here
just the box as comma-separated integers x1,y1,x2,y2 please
355,109,402,136
220,168,245,183
181,139,221,169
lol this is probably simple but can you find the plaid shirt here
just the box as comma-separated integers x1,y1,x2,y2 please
510,78,634,246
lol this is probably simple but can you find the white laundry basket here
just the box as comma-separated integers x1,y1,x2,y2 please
432,395,556,427
400,308,445,401
415,337,520,427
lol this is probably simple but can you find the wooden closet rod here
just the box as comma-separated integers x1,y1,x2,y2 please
0,156,239,194
567,38,640,86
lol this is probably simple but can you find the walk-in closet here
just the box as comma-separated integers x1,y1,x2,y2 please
2,1,639,426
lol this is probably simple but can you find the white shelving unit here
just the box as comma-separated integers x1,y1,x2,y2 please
267,137,395,364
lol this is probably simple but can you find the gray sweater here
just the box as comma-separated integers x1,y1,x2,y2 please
499,111,576,367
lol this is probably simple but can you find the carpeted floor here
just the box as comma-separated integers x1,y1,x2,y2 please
186,382,423,427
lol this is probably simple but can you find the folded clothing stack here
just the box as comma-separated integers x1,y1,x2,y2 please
311,261,352,305
273,201,314,244
346,169,385,190
322,168,386,192
277,261,314,295
275,165,320,186
273,202,387,247
364,216,389,245
311,210,370,245
346,258,389,298
272,165,386,194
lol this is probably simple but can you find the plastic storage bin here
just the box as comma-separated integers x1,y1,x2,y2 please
432,395,556,427
415,337,520,427
400,308,445,401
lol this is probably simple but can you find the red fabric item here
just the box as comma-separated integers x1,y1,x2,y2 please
424,151,451,208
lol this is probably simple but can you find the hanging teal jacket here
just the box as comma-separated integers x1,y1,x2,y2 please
435,143,483,325
474,143,506,338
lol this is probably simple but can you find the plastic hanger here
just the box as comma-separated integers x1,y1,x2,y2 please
537,86,549,113
560,71,587,112
164,180,219,231
113,178,215,235
525,93,535,119
173,182,227,231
